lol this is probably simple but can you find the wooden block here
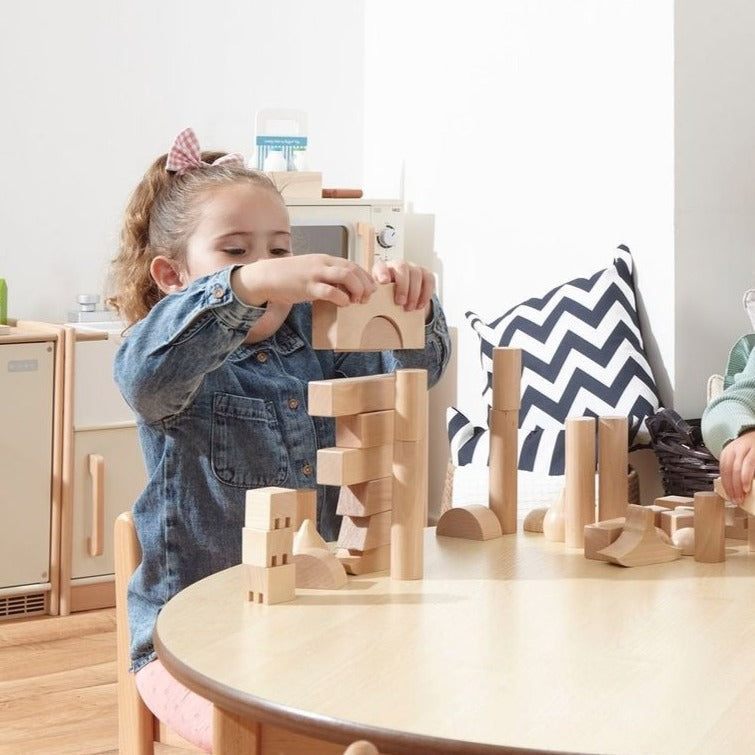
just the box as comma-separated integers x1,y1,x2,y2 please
294,489,317,529
311,283,425,352
598,504,682,567
672,526,695,555
489,407,518,534
393,368,428,441
694,491,725,563
293,519,328,553
714,476,755,515
308,373,395,417
336,477,393,517
336,410,395,448
245,487,298,530
266,171,322,198
523,507,549,533
645,504,672,528
584,517,626,561
543,488,566,543
598,416,629,521
337,510,392,551
435,505,503,541
655,495,695,510
726,507,748,540
242,526,294,568
293,548,347,589
316,444,393,486
659,509,695,538
336,543,390,575
491,347,521,411
244,562,296,604
565,417,596,548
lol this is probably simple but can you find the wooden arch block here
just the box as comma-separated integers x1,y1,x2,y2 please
435,505,503,541
293,547,348,589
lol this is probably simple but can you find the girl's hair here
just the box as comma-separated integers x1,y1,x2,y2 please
108,151,280,325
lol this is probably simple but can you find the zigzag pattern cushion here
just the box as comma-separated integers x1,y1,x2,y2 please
451,245,660,476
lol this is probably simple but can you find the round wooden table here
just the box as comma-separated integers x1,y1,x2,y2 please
154,528,755,754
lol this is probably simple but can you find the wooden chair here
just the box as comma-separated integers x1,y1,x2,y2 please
115,511,380,755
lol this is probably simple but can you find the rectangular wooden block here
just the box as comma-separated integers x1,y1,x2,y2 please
336,410,395,448
244,562,296,604
336,476,393,517
694,492,725,563
645,504,672,528
335,543,390,575
316,444,393,486
337,509,392,551
659,509,695,538
584,518,625,561
245,487,298,530
655,495,695,510
308,374,396,417
242,526,294,568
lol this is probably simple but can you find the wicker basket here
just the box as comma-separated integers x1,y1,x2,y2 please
646,409,720,496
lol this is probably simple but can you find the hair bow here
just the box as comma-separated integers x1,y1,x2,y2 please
165,127,245,173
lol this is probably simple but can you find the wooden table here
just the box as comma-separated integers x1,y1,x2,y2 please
154,528,755,754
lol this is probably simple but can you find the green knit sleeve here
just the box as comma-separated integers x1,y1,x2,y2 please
724,333,755,389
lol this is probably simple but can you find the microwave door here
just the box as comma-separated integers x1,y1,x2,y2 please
291,225,349,260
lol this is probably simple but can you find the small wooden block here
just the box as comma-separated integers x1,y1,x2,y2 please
244,562,296,604
435,505,503,541
645,504,673,528
598,504,682,567
522,507,549,533
672,526,695,555
336,543,390,575
336,477,393,517
312,282,424,352
308,374,396,417
295,489,317,528
654,495,695,510
316,444,393,486
245,487,298,530
337,509,392,551
336,410,395,448
584,518,626,561
659,509,695,538
714,476,755,516
694,491,726,563
293,519,329,553
293,547,348,589
242,526,294,568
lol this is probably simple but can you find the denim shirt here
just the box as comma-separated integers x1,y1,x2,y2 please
114,266,451,671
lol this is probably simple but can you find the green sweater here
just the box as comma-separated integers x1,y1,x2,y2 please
702,334,755,457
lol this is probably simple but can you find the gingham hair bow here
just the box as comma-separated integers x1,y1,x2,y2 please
165,127,245,173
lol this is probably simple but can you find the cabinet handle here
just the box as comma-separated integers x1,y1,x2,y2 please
87,453,105,557
356,221,374,271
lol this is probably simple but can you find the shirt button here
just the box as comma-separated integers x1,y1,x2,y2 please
212,285,224,299
288,398,299,410
256,352,268,363
302,464,313,476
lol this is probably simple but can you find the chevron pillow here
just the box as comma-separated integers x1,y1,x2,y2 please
454,245,660,476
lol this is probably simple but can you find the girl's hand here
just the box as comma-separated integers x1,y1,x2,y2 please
372,259,435,315
719,429,755,504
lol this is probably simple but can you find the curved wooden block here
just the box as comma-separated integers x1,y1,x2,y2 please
436,505,503,541
598,504,681,567
523,507,549,533
294,547,348,589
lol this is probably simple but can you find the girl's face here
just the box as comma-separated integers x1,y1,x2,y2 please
182,182,291,284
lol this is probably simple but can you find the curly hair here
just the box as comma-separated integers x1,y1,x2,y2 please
108,152,279,325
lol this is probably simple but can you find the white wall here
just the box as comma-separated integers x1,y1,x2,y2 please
0,0,364,323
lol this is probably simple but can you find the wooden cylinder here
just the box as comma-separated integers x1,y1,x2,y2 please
694,491,725,563
564,417,596,548
489,408,518,533
598,416,628,522
391,369,428,579
491,347,521,411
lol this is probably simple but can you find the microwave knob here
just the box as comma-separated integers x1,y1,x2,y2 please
376,225,399,249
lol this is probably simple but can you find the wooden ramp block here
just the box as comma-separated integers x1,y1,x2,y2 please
245,487,298,530
336,410,395,448
308,374,396,417
598,504,682,567
336,477,393,517
293,547,347,589
435,505,503,541
337,509,392,551
336,544,390,575
316,444,393,486
312,282,424,352
242,526,294,568
244,563,296,604
694,491,725,563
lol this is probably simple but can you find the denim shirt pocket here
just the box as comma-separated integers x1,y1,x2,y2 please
211,392,289,488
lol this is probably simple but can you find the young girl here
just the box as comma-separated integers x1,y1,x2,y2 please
110,128,451,748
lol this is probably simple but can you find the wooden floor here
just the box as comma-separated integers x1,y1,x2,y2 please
0,608,190,755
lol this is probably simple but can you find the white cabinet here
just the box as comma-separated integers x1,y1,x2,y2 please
0,324,63,619
60,325,146,614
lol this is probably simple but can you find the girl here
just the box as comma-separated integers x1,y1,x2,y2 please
110,127,451,748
